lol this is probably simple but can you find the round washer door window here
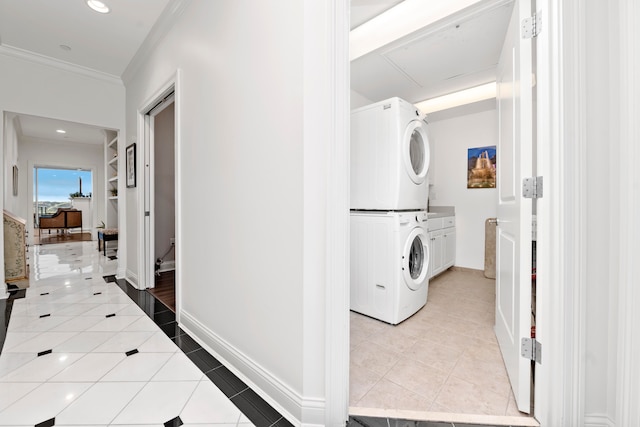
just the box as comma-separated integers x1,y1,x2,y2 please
402,120,430,184
402,228,429,290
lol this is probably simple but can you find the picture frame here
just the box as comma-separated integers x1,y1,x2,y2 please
12,165,18,196
467,145,496,189
126,143,136,188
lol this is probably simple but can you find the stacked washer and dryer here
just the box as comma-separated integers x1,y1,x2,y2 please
350,97,431,325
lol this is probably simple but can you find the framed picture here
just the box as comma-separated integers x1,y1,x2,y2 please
12,165,18,196
467,145,496,188
126,143,136,188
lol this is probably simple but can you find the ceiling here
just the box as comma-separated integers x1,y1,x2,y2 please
1,0,512,143
0,0,171,145
0,0,171,77
350,0,514,104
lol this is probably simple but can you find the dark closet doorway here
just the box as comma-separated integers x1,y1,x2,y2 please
146,96,176,312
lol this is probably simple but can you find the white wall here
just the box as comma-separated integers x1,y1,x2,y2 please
427,102,498,270
123,1,335,424
3,113,20,215
350,89,373,109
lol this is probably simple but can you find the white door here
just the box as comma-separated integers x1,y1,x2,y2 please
495,0,534,414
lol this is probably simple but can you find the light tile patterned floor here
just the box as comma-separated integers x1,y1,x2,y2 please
349,268,532,422
0,241,254,426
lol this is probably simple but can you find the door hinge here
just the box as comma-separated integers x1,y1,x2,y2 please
522,11,542,39
521,337,542,364
523,176,543,199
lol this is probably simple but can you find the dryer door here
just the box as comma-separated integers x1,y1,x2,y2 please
402,120,430,184
402,227,430,290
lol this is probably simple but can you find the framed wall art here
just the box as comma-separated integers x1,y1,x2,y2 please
126,143,136,188
467,146,496,188
12,165,18,196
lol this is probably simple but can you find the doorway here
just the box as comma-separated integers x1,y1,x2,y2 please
142,88,177,313
350,0,535,425
149,99,176,311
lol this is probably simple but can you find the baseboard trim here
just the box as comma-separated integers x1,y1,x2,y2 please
125,269,140,289
180,310,325,426
158,260,175,272
584,414,615,427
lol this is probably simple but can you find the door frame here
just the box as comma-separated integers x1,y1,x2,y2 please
137,71,181,316
324,0,585,425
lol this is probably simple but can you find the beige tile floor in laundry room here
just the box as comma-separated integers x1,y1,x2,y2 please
349,268,533,423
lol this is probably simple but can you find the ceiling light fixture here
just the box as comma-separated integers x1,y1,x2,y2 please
87,0,110,14
350,0,482,61
414,82,496,114
56,129,66,134
59,45,71,51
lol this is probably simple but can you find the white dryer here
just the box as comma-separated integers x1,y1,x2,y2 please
350,210,430,324
351,97,431,210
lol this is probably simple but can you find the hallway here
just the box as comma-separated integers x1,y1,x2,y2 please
0,241,287,426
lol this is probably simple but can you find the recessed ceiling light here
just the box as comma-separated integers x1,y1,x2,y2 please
56,129,66,134
87,0,110,14
59,44,71,51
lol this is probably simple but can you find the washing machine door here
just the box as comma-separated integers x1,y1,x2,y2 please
402,120,430,184
402,227,430,290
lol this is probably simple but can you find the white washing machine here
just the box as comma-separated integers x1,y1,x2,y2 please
351,97,431,211
350,210,430,324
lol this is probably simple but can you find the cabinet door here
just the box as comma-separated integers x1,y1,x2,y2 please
430,230,444,278
443,228,456,269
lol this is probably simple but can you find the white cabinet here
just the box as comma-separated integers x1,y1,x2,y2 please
443,228,456,270
428,215,456,278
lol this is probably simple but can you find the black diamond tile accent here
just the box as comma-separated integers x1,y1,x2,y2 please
103,275,117,283
39,313,51,318
172,333,201,354
108,255,118,260
105,313,116,318
85,277,92,280
37,349,53,357
35,417,55,427
93,292,102,295
125,349,139,356
164,415,183,427
230,389,282,427
40,292,49,296
206,365,248,398
186,348,222,373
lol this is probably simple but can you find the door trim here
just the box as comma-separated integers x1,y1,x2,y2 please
533,0,585,425
137,71,180,320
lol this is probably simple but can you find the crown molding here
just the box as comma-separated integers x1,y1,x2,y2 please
122,0,193,84
0,45,122,85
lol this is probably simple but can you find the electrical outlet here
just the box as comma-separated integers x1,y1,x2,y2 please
170,237,175,245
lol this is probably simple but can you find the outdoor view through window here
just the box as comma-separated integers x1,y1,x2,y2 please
34,167,92,220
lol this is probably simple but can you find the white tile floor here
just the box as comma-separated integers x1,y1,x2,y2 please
0,241,253,426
